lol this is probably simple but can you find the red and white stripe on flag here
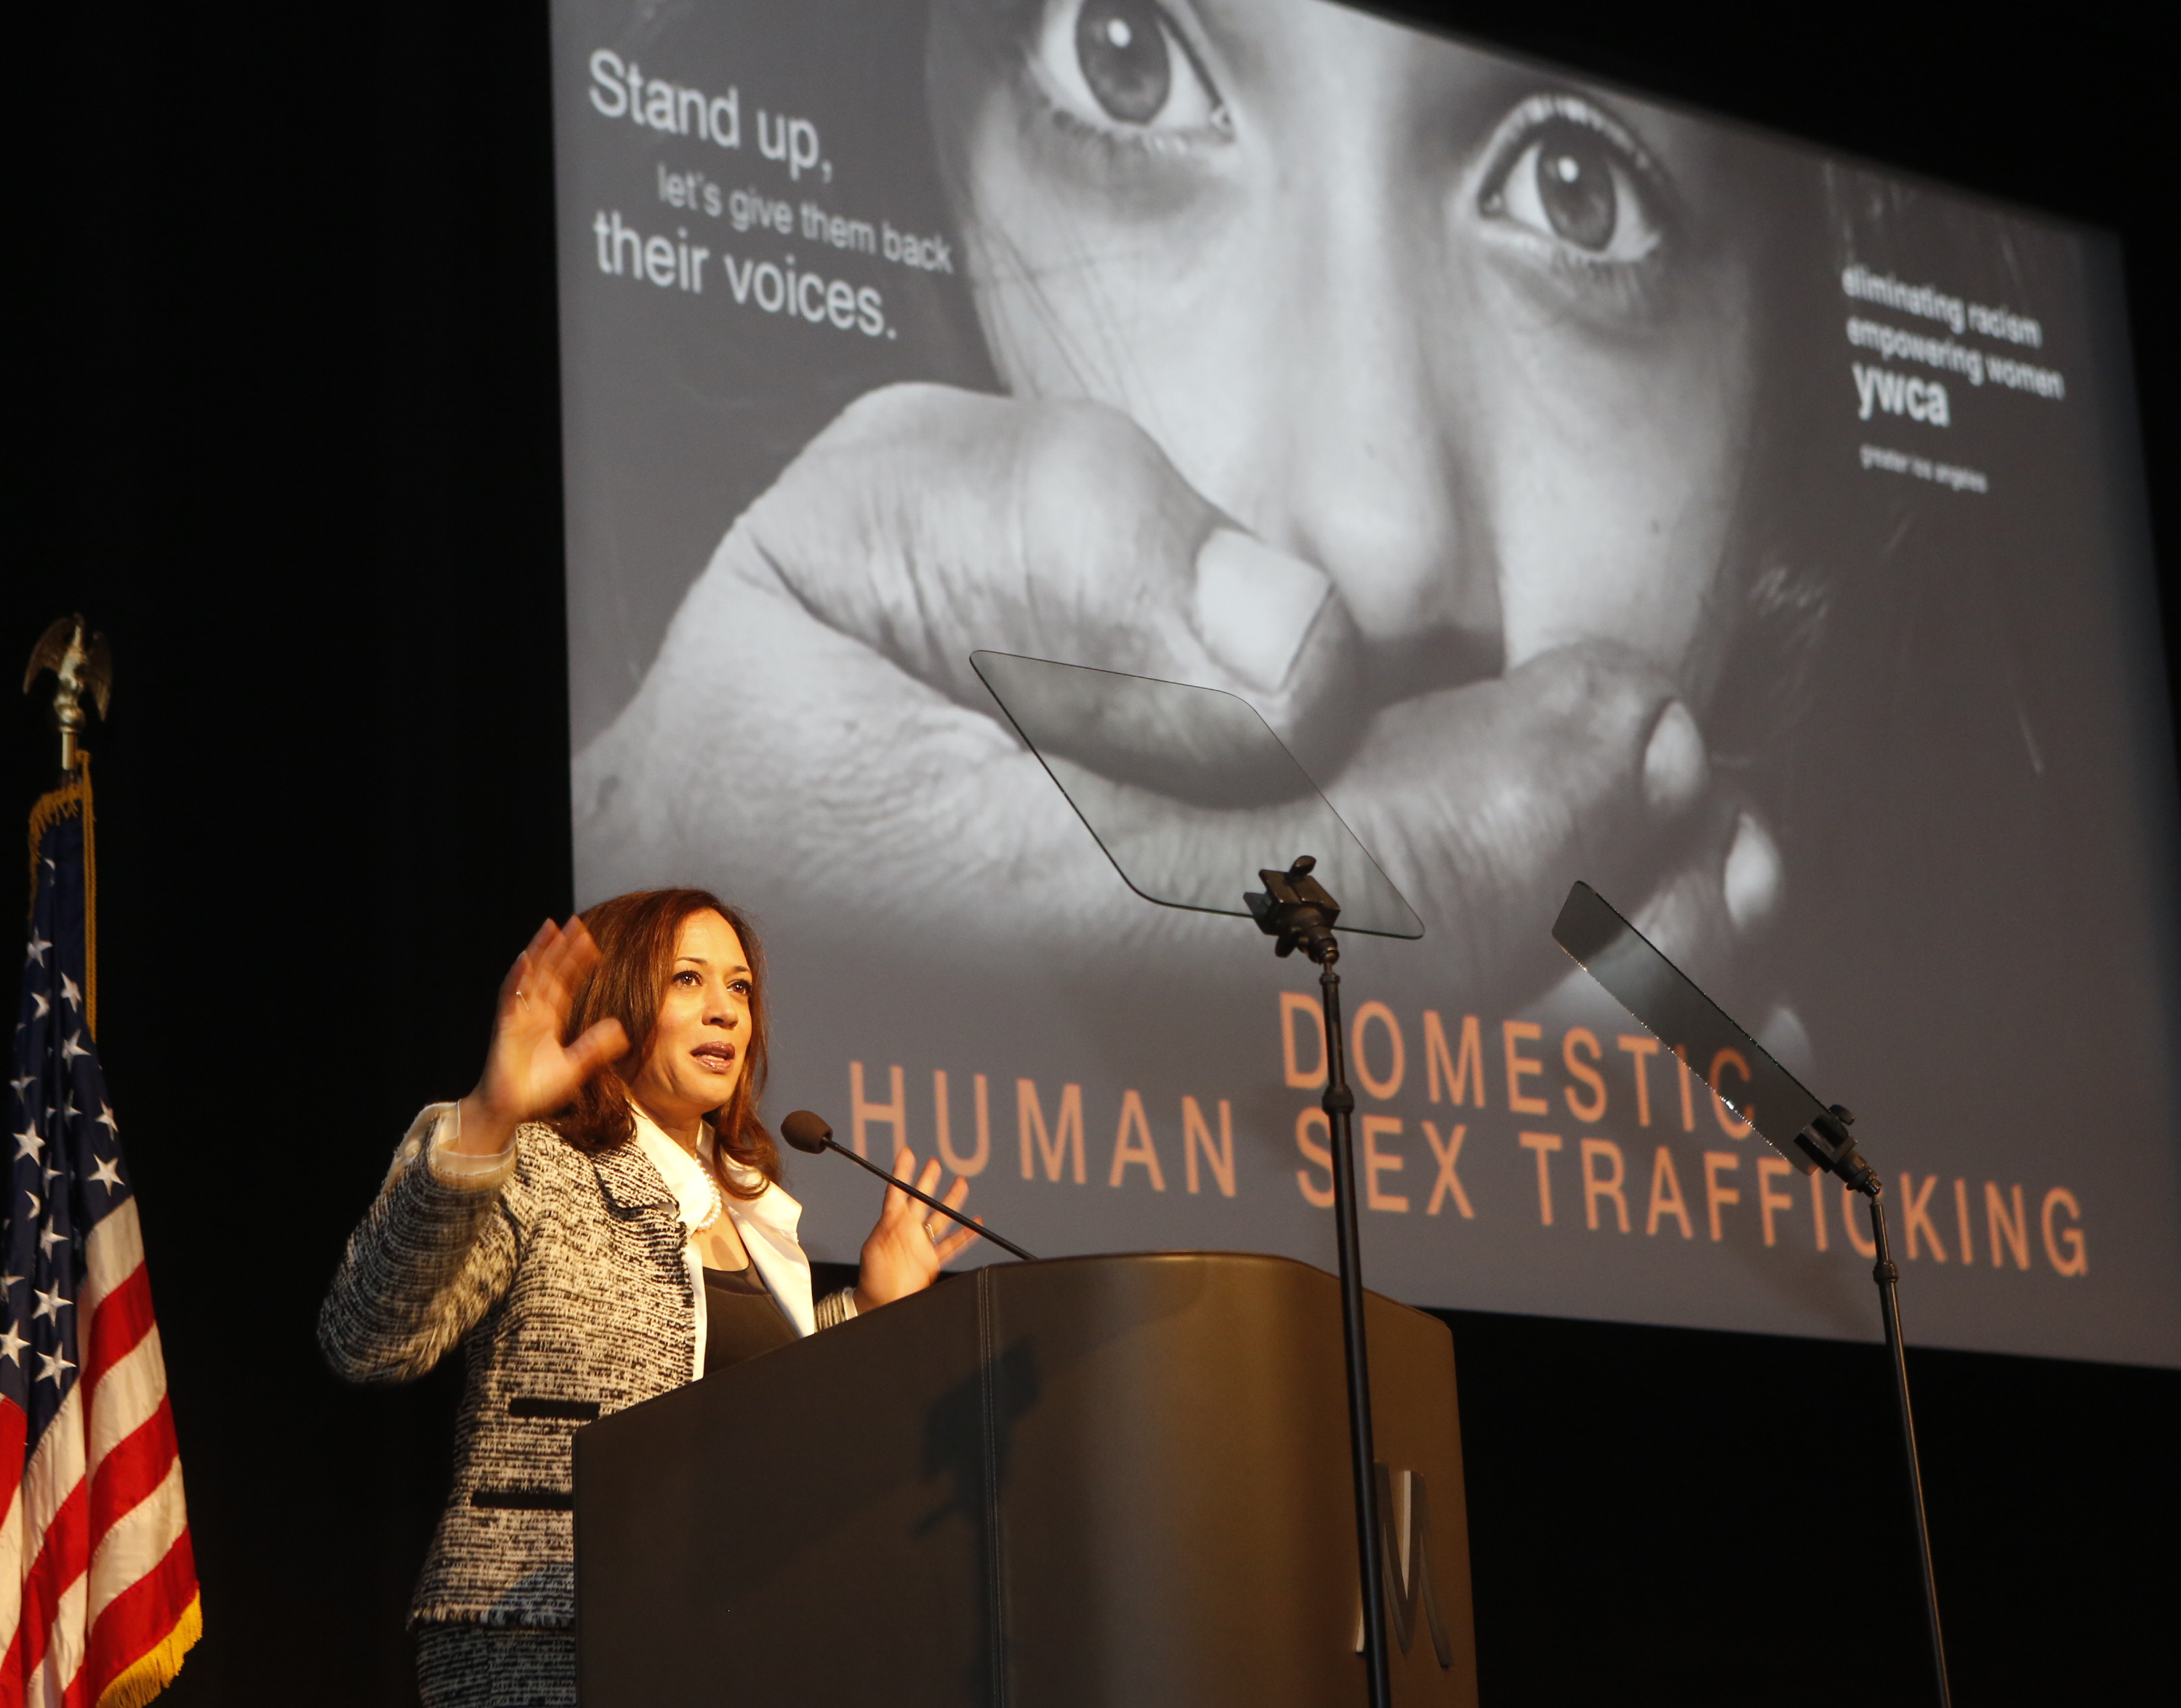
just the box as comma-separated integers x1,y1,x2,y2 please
1,1198,200,1708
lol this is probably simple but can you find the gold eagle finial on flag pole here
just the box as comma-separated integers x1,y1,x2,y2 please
23,612,113,778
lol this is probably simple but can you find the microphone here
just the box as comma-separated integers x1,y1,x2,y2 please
781,1110,1036,1261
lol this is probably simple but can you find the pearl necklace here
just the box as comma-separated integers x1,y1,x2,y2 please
688,1127,726,1238
689,1170,725,1237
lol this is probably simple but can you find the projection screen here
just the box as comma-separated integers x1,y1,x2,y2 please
549,0,2181,1366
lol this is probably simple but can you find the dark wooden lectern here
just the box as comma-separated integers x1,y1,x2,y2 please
576,1252,1478,1707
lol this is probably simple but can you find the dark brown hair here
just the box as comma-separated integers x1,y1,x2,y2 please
553,888,780,1199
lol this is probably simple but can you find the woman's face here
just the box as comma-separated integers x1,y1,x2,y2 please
930,0,1758,697
629,909,755,1126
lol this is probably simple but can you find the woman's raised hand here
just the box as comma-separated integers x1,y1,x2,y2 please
453,919,630,1156
853,1148,977,1314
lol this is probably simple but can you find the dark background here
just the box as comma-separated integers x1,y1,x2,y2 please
6,2,2174,1703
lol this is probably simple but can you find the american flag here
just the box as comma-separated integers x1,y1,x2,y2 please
2,776,198,1707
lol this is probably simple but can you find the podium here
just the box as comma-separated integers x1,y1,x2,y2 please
575,1252,1479,1707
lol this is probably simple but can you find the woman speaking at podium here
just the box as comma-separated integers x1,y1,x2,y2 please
318,888,976,1707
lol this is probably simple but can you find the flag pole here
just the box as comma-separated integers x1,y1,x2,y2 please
24,616,110,1034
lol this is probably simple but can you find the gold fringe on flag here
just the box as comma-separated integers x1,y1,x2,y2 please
94,1592,203,1708
24,754,96,1036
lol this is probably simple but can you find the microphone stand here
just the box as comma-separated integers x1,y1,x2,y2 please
1248,858,1392,1708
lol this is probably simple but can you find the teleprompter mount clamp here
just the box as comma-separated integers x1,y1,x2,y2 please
1246,854,1342,964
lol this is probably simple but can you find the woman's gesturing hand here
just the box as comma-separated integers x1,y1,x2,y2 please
854,1148,978,1313
454,919,630,1157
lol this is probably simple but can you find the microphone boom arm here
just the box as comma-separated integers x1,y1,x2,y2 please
782,1112,1037,1262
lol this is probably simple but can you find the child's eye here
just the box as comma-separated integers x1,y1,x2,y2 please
1036,0,1227,138
1478,94,1666,267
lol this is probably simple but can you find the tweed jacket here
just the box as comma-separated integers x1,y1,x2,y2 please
318,1105,853,1627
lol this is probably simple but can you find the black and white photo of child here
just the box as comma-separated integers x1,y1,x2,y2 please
549,0,2180,1357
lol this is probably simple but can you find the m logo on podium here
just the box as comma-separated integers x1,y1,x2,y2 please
1354,1465,1458,1667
